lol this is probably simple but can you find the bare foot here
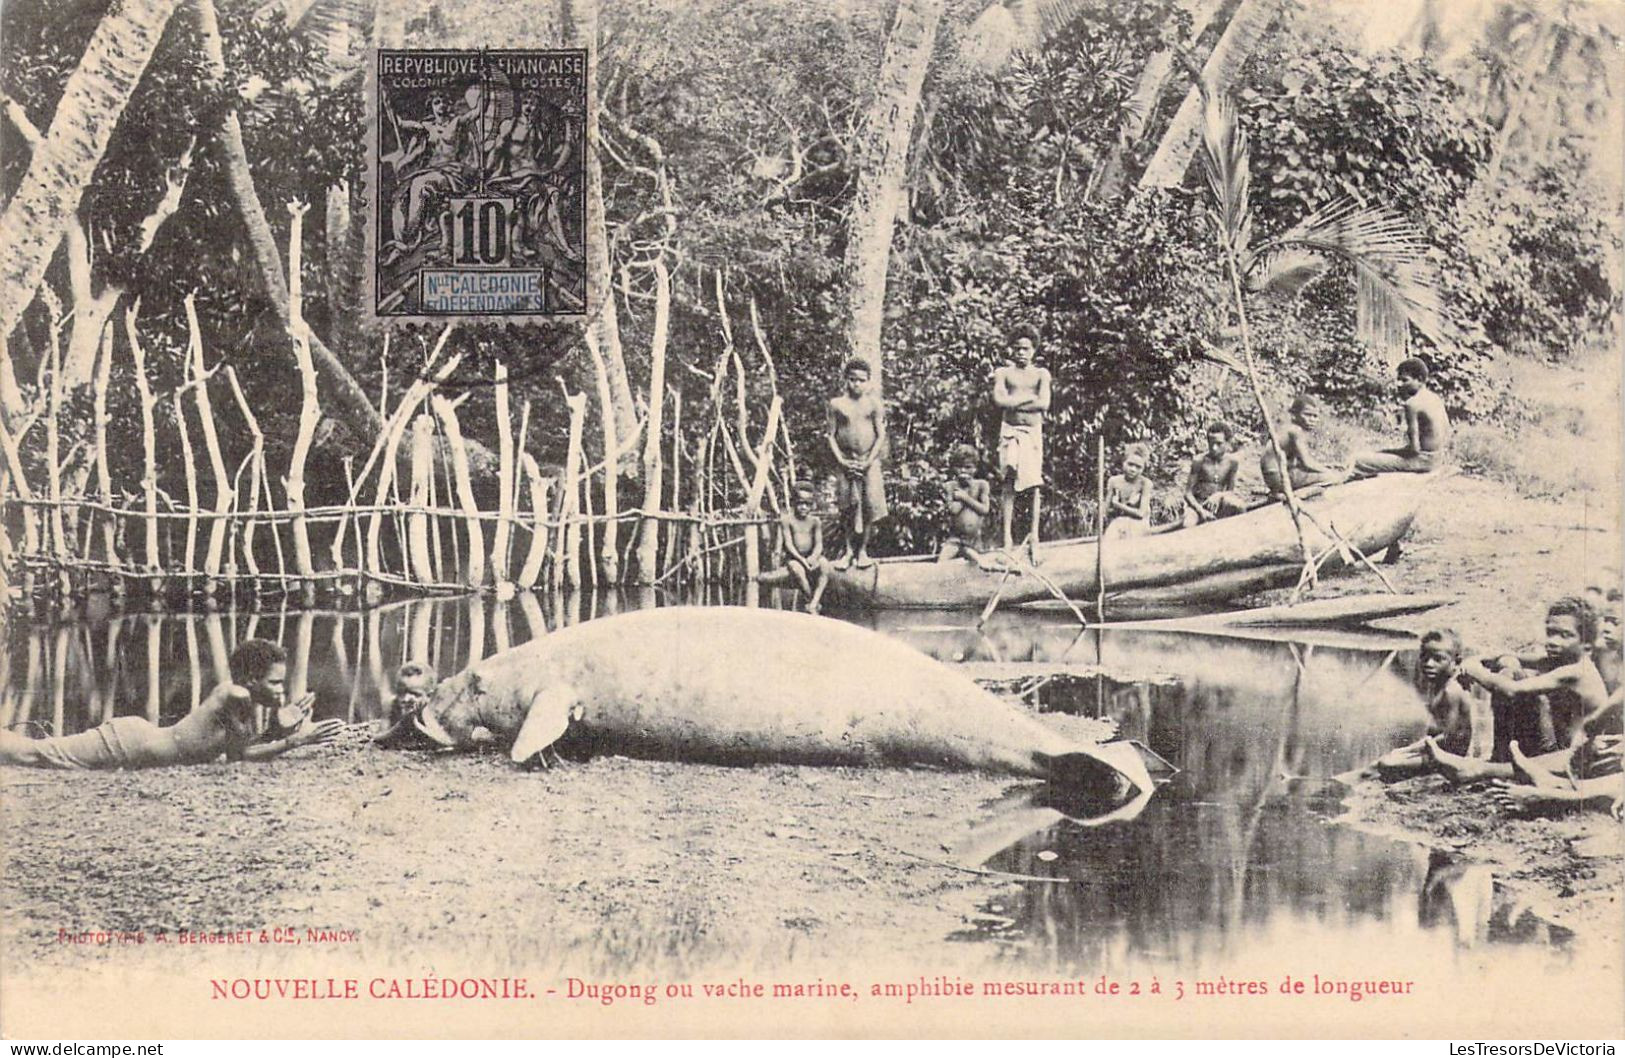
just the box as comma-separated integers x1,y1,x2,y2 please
1509,740,1569,791
1490,780,1590,816
833,552,854,571
853,553,875,570
1426,737,1501,785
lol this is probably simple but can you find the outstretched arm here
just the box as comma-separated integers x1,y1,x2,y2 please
235,695,343,762
1462,659,1579,697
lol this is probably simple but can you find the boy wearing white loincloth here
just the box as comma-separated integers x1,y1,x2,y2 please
992,326,1051,563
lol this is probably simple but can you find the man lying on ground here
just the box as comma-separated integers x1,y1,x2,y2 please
0,639,343,770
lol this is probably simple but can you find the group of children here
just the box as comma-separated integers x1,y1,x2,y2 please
768,331,1054,612
1374,587,1623,817
763,337,1453,613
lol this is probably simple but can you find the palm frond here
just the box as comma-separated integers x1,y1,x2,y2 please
1197,87,1251,257
1246,246,1328,297
1248,197,1451,356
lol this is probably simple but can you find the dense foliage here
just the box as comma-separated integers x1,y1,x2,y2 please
2,0,1619,553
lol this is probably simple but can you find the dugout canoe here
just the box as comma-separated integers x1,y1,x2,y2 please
817,474,1428,611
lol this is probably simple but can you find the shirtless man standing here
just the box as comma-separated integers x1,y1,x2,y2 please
0,640,342,770
992,326,1052,563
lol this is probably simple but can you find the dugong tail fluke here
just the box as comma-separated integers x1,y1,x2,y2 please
377,607,1155,810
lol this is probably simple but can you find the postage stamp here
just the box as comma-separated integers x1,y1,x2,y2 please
365,48,588,324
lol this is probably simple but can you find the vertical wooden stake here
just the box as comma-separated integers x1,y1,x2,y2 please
1096,432,1106,623
431,394,486,589
223,367,265,582
664,388,683,572
172,391,199,577
283,200,319,582
92,322,119,570
584,329,619,583
635,256,671,583
516,454,552,590
184,296,233,581
492,361,515,591
557,384,588,591
407,413,437,583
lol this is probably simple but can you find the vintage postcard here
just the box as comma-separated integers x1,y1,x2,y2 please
1,0,1622,1043
366,47,588,323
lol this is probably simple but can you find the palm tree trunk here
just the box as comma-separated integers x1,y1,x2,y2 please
1138,0,1282,191
565,0,640,458
843,0,945,385
0,0,181,347
192,0,499,477
1095,0,1225,201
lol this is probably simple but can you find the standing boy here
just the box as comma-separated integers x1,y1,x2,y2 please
827,357,887,570
992,326,1051,563
1353,358,1451,475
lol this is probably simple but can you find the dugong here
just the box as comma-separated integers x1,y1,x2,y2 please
377,606,1152,804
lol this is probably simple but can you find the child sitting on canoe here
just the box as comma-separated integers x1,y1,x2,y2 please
1352,357,1451,476
1375,629,1488,779
1279,396,1348,491
1104,442,1153,538
1182,422,1245,527
759,480,830,614
938,444,994,567
1427,596,1610,784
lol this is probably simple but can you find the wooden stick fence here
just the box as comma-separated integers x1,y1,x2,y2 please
1,208,794,613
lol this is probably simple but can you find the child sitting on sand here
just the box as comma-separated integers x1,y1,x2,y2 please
760,481,830,614
1104,443,1153,539
1427,597,1609,784
937,445,993,566
1375,629,1488,778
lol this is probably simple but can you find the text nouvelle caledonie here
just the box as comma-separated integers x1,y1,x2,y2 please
421,271,546,313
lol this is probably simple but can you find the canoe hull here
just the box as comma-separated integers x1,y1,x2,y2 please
820,475,1425,610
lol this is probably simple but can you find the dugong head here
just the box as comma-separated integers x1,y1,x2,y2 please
373,656,581,766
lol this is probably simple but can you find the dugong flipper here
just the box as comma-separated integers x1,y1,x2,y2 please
379,607,1153,806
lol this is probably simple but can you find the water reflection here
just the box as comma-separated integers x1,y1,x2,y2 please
931,624,1574,974
2,591,1578,975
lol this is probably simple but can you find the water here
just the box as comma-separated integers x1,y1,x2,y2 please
0,591,1586,979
